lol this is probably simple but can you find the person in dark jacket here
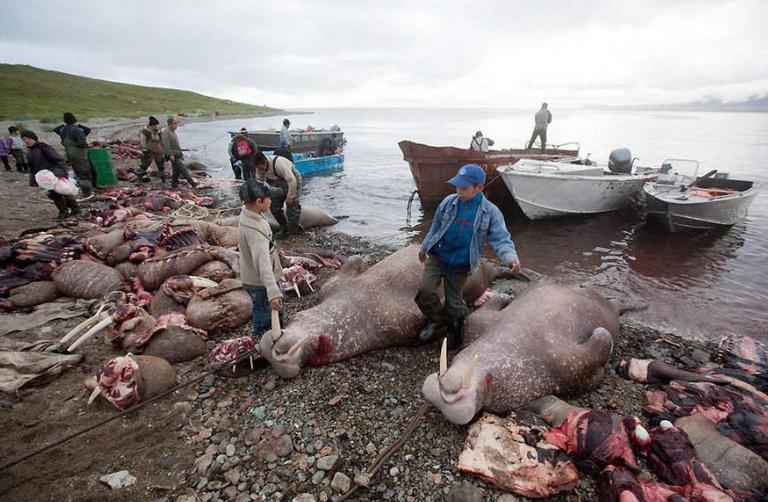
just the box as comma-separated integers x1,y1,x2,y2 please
230,128,258,180
527,103,552,151
21,130,79,219
53,112,93,199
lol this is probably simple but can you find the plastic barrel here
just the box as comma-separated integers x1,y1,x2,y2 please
88,148,118,186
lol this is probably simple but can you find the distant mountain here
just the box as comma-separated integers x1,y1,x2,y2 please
0,64,280,121
587,95,768,112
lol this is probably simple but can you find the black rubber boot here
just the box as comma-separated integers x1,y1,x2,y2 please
66,197,80,216
446,318,465,350
418,320,443,344
49,193,69,219
271,209,289,237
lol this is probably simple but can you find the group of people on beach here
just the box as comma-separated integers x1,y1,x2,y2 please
1,113,94,219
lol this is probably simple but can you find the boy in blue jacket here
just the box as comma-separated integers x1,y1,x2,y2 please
416,164,521,349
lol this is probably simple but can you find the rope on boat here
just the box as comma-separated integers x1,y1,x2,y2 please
405,189,419,229
336,402,429,501
0,347,262,473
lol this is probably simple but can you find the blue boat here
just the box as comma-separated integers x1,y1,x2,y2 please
270,152,344,176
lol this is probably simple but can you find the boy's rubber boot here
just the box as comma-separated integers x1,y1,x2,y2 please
446,318,464,350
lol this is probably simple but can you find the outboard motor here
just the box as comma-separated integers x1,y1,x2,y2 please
608,148,633,174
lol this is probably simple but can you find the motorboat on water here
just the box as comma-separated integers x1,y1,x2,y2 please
644,159,762,232
496,148,658,220
232,126,345,154
230,125,346,176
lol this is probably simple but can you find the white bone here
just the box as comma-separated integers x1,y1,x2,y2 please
287,336,308,357
87,386,101,405
67,316,113,352
190,276,217,288
60,305,105,344
271,310,282,341
439,338,448,377
634,424,650,443
462,355,478,389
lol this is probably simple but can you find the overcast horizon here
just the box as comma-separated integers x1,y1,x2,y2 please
2,0,766,109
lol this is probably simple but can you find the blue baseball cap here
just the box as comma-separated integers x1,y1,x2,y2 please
447,164,486,188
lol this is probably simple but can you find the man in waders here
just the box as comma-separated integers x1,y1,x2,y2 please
161,116,198,189
230,128,258,180
137,116,166,183
526,103,552,151
53,112,93,199
252,151,302,236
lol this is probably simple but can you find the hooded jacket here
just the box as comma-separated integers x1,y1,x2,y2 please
238,208,283,301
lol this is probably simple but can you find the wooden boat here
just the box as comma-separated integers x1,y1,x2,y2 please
497,159,657,220
644,159,762,232
399,140,580,210
234,128,345,154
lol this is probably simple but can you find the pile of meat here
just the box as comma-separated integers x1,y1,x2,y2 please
458,335,768,500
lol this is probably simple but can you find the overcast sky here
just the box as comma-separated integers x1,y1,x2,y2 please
2,0,766,108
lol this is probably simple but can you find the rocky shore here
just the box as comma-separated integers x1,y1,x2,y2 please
0,154,720,502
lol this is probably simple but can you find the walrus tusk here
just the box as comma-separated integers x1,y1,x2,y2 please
68,316,113,352
462,355,478,389
305,278,315,292
271,310,282,341
293,283,301,298
87,386,101,405
190,276,218,289
286,336,308,357
60,305,106,344
439,338,448,377
249,356,254,370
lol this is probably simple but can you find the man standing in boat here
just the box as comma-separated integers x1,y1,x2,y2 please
526,103,552,150
469,131,494,152
279,119,292,149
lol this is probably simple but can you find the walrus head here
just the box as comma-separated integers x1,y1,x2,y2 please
422,339,489,425
259,326,312,379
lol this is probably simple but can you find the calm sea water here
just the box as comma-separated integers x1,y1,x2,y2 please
179,108,768,343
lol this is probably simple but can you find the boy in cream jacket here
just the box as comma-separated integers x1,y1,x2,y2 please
238,179,285,337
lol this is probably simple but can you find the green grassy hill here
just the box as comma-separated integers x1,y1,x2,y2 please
0,64,280,121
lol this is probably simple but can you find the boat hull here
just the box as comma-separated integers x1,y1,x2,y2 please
398,141,580,210
499,170,652,220
644,182,762,232
293,153,344,176
243,130,344,154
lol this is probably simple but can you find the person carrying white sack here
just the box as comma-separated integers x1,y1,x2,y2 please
21,130,80,220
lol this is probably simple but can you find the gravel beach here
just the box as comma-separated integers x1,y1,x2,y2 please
0,149,720,502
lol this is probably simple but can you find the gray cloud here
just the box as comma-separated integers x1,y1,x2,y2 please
1,0,766,107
